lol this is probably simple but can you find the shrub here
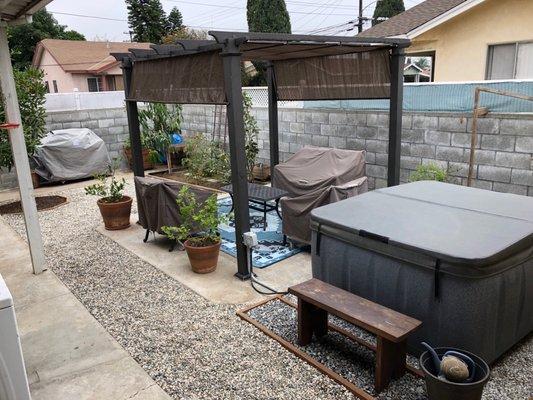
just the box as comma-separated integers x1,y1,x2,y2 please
136,102,183,163
243,92,259,181
84,161,126,202
183,133,230,182
409,163,448,182
0,68,47,170
162,186,228,247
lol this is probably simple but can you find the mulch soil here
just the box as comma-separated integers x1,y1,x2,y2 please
0,195,67,215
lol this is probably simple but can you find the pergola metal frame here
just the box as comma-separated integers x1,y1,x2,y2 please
114,31,410,279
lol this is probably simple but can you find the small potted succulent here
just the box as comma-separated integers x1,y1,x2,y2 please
162,186,227,274
85,163,132,230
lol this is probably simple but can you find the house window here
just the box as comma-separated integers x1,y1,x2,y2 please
487,42,533,79
87,76,103,92
44,81,50,93
52,80,58,93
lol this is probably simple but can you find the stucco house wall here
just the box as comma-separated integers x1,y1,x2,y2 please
409,0,533,81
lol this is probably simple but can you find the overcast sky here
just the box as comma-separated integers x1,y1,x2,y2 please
47,0,424,42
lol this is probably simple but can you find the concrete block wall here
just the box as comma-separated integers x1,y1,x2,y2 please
180,106,533,196
0,108,130,190
2,105,532,197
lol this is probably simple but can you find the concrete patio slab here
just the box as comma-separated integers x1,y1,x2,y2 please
0,216,171,400
98,215,312,304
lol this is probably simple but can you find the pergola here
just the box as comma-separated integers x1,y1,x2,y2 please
0,0,52,275
114,31,410,279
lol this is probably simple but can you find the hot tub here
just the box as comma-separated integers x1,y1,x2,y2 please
310,181,533,363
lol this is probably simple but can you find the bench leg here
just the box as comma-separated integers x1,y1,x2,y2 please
297,299,328,346
375,337,406,393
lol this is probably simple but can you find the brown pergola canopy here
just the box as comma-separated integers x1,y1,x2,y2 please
121,32,409,104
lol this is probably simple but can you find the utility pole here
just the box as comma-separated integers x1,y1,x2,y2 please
358,0,364,33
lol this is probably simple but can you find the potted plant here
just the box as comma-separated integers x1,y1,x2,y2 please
85,163,132,230
162,186,227,274
123,134,154,170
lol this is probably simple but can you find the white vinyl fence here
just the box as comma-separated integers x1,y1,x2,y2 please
44,88,302,112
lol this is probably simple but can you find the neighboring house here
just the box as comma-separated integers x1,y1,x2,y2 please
359,0,533,82
32,39,151,93
404,62,431,82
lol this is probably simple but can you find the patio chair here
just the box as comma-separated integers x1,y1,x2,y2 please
273,147,368,244
134,177,212,250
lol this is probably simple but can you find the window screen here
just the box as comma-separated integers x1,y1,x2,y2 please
487,42,533,79
87,77,99,92
487,44,516,79
52,80,58,93
516,42,533,79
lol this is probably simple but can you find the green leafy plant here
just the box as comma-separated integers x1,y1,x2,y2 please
84,161,126,203
0,68,47,170
243,92,259,181
137,102,183,164
162,186,228,247
183,133,230,182
409,162,448,182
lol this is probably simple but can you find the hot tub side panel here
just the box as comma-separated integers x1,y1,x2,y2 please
311,232,533,364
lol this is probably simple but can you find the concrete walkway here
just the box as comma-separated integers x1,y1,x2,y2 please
99,216,312,304
0,216,171,400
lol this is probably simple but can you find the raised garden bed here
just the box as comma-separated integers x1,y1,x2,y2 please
149,168,227,191
0,195,67,214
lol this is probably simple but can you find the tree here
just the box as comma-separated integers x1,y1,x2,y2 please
162,27,208,43
247,0,291,34
246,0,291,85
126,0,168,43
0,68,47,170
7,9,85,69
372,0,405,26
167,7,183,32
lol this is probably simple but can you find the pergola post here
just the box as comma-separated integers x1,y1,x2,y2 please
221,40,251,279
121,58,144,177
0,26,44,274
266,63,279,176
387,46,405,187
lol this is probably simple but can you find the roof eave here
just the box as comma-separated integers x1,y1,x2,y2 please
405,0,487,40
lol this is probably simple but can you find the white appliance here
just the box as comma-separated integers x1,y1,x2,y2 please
0,274,31,400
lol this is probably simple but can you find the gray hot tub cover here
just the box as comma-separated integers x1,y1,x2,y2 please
33,128,111,182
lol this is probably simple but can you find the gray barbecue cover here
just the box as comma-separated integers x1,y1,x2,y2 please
33,128,110,182
273,147,367,243
135,177,212,234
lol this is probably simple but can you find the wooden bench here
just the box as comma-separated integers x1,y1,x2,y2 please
289,278,422,393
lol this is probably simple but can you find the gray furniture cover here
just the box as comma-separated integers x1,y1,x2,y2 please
310,181,533,363
33,128,110,182
135,177,212,234
273,147,367,243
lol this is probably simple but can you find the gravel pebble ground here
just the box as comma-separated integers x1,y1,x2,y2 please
2,181,532,400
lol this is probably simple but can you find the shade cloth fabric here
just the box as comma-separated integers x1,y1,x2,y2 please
134,177,212,234
127,46,391,103
33,128,110,182
310,181,533,363
274,49,391,101
273,146,367,243
128,50,226,104
281,177,368,244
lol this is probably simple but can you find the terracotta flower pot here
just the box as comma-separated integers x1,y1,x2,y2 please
183,239,221,274
123,147,154,170
97,196,132,230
